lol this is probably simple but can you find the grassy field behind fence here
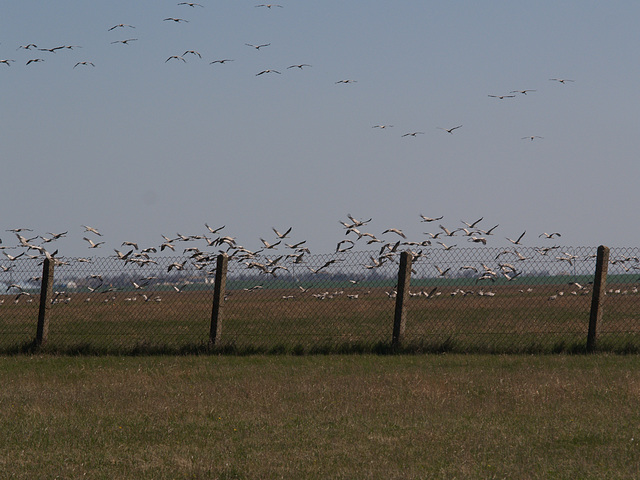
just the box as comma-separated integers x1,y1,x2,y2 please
2,272,640,354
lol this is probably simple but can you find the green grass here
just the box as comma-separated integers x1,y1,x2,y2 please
2,354,640,479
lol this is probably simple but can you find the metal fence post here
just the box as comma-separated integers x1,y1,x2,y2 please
209,253,228,346
587,245,609,353
36,257,55,347
392,251,413,348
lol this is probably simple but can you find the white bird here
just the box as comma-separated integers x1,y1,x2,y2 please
434,265,451,277
506,231,526,245
272,227,292,238
420,215,443,222
83,237,105,248
82,225,102,236
382,228,406,239
437,242,456,251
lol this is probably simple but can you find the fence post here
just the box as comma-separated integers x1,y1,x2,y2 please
587,245,609,353
209,253,228,346
392,251,413,348
36,257,55,347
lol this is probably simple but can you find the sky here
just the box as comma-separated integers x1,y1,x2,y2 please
1,1,639,257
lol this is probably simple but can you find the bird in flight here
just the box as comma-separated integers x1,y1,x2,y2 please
164,17,189,23
488,94,516,99
0,59,15,66
111,39,137,45
108,24,135,31
178,2,204,7
402,132,424,137
506,231,526,245
382,228,406,239
26,58,44,65
245,43,270,50
256,69,281,75
18,44,38,50
256,4,283,8
522,136,543,141
510,89,536,95
287,64,311,69
82,225,102,236
335,79,357,84
83,237,105,248
372,125,393,129
272,227,292,238
74,61,95,68
183,50,202,58
420,215,443,222
166,55,186,63
549,78,574,84
438,125,463,134
539,232,561,239
210,59,234,64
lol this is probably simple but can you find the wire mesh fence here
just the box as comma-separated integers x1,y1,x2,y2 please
1,245,640,354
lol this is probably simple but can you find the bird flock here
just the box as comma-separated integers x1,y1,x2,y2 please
1,214,639,306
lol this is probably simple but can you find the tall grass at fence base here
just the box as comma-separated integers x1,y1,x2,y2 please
4,336,619,356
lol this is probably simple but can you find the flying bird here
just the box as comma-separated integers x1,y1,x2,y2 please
245,43,270,50
287,64,311,69
210,59,234,64
402,132,424,137
488,94,516,99
178,2,204,6
111,39,137,45
73,61,95,68
510,89,536,95
382,228,406,239
437,125,463,134
83,237,105,248
549,78,574,84
183,50,202,58
255,4,283,7
420,215,443,222
108,24,135,31
272,227,292,238
0,59,15,66
256,69,281,75
335,79,357,84
506,231,526,245
539,232,561,239
166,55,186,63
522,136,543,141
372,125,393,129
82,225,102,236
164,17,189,22
26,59,44,65
18,44,38,50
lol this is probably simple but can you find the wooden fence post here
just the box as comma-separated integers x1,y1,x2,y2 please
36,257,55,347
587,245,609,353
209,253,228,346
392,251,413,348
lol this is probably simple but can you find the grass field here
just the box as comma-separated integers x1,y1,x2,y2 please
2,354,640,479
2,274,640,354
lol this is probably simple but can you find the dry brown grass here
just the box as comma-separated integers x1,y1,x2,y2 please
2,354,640,479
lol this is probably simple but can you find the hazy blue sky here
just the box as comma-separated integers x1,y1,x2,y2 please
2,1,639,256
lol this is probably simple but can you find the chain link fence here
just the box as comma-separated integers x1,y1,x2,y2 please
1,246,639,354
